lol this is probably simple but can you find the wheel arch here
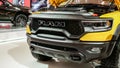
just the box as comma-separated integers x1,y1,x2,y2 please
103,24,120,58
14,11,29,21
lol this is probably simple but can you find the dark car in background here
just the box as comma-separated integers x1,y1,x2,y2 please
0,0,30,27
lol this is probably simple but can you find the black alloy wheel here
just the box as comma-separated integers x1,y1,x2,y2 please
14,14,27,27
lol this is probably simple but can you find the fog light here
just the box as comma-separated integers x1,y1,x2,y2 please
87,47,101,54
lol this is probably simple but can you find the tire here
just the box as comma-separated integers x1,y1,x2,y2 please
95,37,120,68
14,14,27,27
31,52,52,61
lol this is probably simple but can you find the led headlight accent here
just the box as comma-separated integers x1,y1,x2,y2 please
81,19,113,32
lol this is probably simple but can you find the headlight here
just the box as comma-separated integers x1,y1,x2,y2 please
81,19,113,32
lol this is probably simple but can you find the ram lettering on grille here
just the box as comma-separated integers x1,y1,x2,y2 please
38,20,65,27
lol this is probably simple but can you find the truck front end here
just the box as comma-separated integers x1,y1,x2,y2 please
26,0,118,63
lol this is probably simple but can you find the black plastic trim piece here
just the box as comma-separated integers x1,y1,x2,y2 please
27,34,113,63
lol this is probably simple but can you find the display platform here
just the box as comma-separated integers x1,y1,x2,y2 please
0,21,12,29
0,21,25,33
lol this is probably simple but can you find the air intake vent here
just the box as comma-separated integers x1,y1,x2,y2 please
31,41,78,52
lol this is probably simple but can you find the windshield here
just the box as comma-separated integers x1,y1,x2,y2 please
67,0,111,5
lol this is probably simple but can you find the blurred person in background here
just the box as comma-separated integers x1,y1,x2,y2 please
31,0,47,12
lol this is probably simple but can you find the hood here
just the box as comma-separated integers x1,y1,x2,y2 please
53,4,115,16
35,3,114,17
30,10,99,20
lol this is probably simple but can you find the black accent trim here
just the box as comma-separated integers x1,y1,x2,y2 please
114,24,120,38
101,24,120,58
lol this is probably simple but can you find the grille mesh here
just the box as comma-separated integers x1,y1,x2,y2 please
31,18,84,36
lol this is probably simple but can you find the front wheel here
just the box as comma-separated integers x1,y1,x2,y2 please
13,14,27,27
95,37,120,68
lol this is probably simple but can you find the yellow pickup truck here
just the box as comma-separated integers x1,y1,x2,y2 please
26,0,120,68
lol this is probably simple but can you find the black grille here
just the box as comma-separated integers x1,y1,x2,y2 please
31,18,84,36
31,41,78,52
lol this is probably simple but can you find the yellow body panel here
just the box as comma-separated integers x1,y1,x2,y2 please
32,12,41,14
80,11,120,41
26,25,31,34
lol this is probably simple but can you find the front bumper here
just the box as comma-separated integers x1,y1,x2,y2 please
27,34,113,63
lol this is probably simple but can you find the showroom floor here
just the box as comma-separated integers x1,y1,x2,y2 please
0,29,93,68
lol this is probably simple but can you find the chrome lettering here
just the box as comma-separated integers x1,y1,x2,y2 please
38,20,65,27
